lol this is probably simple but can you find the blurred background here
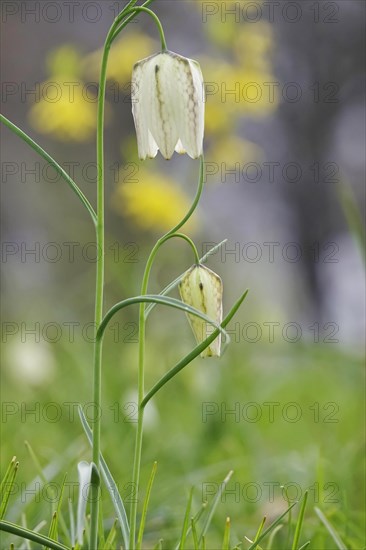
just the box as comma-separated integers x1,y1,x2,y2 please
1,0,365,548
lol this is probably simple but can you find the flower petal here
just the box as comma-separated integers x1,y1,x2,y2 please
145,53,179,159
132,60,159,160
173,57,205,159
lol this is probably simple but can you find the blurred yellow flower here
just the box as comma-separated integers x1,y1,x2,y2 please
28,45,97,141
83,32,155,83
203,60,277,137
112,169,198,233
28,80,97,142
233,22,274,72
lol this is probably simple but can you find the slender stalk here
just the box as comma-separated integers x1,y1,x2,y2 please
129,158,204,548
88,25,110,545
90,4,146,544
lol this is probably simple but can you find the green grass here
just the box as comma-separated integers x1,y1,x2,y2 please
1,334,364,548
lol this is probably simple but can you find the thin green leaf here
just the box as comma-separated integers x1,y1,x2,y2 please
247,502,297,550
175,500,208,550
178,488,194,550
0,459,19,519
254,517,266,542
103,519,117,550
298,542,311,550
137,461,158,550
144,240,228,320
153,539,164,550
314,507,347,550
142,290,249,408
292,491,308,550
78,407,130,549
45,512,57,550
201,534,206,550
98,496,105,549
191,517,199,550
244,536,263,550
0,457,17,496
222,517,231,550
199,470,233,543
0,115,97,226
98,294,231,344
0,520,69,550
282,484,293,549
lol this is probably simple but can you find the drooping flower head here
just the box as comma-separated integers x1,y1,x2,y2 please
179,264,223,358
132,50,205,160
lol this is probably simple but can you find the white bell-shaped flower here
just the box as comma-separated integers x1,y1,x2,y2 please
179,264,223,357
132,50,205,160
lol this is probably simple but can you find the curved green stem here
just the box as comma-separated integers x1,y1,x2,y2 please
109,1,157,43
122,7,167,50
97,295,229,343
0,114,97,226
129,157,204,548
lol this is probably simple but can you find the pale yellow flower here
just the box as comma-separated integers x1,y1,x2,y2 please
28,45,97,141
28,80,97,141
179,264,223,357
112,169,198,233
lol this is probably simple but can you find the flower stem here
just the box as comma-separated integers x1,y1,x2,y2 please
129,158,204,548
89,44,108,550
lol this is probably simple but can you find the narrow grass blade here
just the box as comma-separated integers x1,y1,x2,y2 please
314,507,347,550
178,488,194,550
45,512,57,550
144,240,228,320
103,519,117,549
98,496,105,549
199,470,233,543
0,457,17,495
0,520,69,550
0,458,19,519
244,536,263,550
175,500,208,550
254,517,266,542
78,406,130,549
191,517,199,550
247,502,297,550
292,490,308,550
222,517,231,550
201,534,206,550
48,473,67,547
137,461,158,550
298,541,311,550
153,539,164,550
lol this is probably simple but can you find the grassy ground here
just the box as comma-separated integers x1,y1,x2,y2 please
1,329,364,548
